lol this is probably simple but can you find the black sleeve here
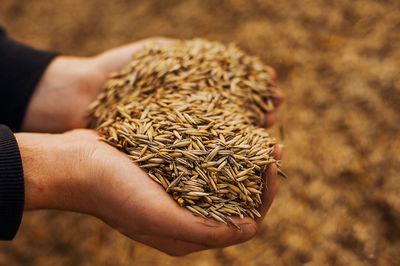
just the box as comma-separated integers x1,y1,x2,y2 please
0,125,24,240
0,27,60,240
0,27,59,132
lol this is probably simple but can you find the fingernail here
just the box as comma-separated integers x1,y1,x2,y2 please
238,223,257,238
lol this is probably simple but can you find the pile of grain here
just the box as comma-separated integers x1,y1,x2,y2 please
88,39,281,228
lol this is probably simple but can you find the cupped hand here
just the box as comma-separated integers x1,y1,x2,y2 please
20,38,176,132
16,127,282,256
17,37,284,256
20,38,283,133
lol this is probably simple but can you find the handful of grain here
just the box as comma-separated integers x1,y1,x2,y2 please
88,39,282,228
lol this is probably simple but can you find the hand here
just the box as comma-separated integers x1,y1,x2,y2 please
20,38,283,133
18,37,284,255
15,128,282,256
20,38,176,133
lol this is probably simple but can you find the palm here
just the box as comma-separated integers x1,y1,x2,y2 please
73,129,280,255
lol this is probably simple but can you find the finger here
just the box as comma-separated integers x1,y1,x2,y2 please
140,195,259,248
263,112,277,128
262,89,283,128
157,207,258,248
270,89,284,109
95,37,179,74
271,143,283,160
133,233,208,256
263,66,284,111
255,163,277,224
254,143,281,224
186,216,259,248
264,65,276,84
104,37,177,60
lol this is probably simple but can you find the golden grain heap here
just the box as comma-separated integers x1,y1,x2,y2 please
88,39,282,228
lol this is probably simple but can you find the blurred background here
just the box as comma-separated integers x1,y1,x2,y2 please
0,0,399,265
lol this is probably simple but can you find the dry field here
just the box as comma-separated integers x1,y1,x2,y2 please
0,0,399,265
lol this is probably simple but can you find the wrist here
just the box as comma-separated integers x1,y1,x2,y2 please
14,132,94,214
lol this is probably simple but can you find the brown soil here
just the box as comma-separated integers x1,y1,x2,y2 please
1,0,399,265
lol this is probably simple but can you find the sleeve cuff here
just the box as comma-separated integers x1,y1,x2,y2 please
0,124,24,240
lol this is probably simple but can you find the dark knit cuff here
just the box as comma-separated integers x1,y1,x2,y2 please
0,125,24,240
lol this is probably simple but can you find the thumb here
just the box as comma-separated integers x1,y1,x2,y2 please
94,38,178,74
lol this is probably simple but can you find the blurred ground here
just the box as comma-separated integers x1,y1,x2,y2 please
0,0,399,265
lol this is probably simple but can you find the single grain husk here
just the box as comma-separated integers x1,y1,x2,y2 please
88,39,283,229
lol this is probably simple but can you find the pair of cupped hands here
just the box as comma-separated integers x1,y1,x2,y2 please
17,38,283,256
